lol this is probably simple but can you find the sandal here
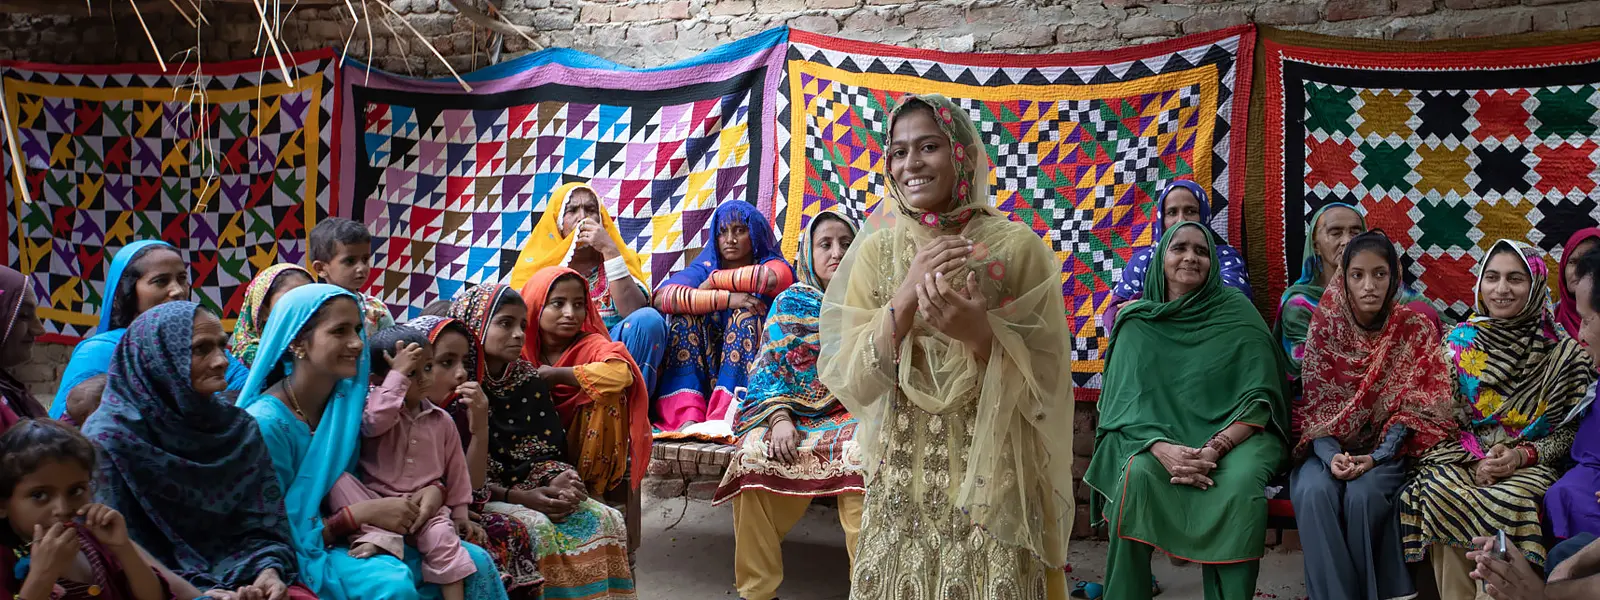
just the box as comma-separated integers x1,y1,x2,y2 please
1069,577,1161,599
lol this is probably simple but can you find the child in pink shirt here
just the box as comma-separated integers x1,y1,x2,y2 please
347,326,477,600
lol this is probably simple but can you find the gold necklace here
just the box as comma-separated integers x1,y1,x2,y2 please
283,376,309,424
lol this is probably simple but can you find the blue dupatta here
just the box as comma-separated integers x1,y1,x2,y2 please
50,240,247,418
1111,181,1252,302
657,200,791,302
236,284,379,599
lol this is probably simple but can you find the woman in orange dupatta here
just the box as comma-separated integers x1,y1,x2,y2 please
519,266,650,506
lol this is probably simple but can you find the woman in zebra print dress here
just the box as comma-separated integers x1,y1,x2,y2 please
1398,239,1596,599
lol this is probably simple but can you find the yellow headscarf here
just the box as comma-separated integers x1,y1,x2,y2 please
507,182,648,293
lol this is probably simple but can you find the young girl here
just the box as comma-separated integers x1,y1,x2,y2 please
0,419,171,600
519,266,650,500
341,326,477,600
447,284,635,599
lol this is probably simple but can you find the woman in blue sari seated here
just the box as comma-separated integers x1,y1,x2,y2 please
49,240,248,421
652,200,795,434
238,283,507,600
84,301,315,599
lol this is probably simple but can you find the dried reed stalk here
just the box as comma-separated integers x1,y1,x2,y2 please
372,0,472,91
249,0,296,87
126,0,168,70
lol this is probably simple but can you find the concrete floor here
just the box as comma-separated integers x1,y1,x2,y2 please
634,495,1309,600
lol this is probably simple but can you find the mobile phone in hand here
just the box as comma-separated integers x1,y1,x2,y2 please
1493,530,1510,561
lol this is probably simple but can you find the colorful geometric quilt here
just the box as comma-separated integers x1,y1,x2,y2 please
341,29,786,321
778,27,1255,399
1260,29,1600,322
1,50,339,342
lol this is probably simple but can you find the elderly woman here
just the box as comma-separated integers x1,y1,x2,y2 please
84,301,312,599
1102,180,1251,331
1275,204,1440,406
1399,240,1596,599
1291,231,1455,600
1086,221,1289,600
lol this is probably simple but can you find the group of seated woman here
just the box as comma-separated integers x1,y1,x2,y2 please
0,225,660,597
1083,186,1600,600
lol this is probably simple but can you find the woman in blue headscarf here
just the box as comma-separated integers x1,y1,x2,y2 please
84,301,313,599
652,200,794,433
49,240,249,420
1103,181,1252,331
237,283,508,600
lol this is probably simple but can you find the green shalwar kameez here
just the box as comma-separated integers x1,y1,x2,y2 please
1085,223,1291,600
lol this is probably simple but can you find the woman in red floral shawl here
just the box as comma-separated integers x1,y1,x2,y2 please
1290,230,1455,600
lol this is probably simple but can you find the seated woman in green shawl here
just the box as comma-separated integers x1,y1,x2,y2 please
1085,222,1291,600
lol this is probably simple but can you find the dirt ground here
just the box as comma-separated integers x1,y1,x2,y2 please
634,495,1310,600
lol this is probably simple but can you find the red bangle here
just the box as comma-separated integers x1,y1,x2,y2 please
1521,445,1538,467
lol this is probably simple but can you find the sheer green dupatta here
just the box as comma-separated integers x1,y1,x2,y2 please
1088,222,1291,522
817,93,1075,568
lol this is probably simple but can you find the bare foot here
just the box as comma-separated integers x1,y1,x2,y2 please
349,543,380,559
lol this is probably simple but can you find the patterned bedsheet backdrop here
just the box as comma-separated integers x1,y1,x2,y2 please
776,27,1255,399
342,30,786,321
1262,32,1600,323
1,50,338,342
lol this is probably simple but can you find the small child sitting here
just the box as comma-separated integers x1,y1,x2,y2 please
346,326,476,600
308,217,394,331
62,374,107,428
0,419,171,600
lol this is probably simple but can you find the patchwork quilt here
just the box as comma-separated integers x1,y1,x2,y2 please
1259,30,1600,321
777,27,1255,398
342,29,786,321
1,50,339,342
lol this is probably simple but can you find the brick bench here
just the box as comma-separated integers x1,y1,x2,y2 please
643,440,738,500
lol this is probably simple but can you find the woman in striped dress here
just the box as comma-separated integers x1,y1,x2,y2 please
1398,239,1595,599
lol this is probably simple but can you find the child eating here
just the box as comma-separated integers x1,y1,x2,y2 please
0,419,171,599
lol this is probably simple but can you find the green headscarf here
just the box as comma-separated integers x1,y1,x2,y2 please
1089,222,1290,517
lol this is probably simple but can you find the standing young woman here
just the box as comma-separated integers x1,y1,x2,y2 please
818,94,1074,598
49,240,249,419
1292,231,1455,600
1398,240,1596,598
653,200,795,433
238,284,507,600
715,211,864,600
